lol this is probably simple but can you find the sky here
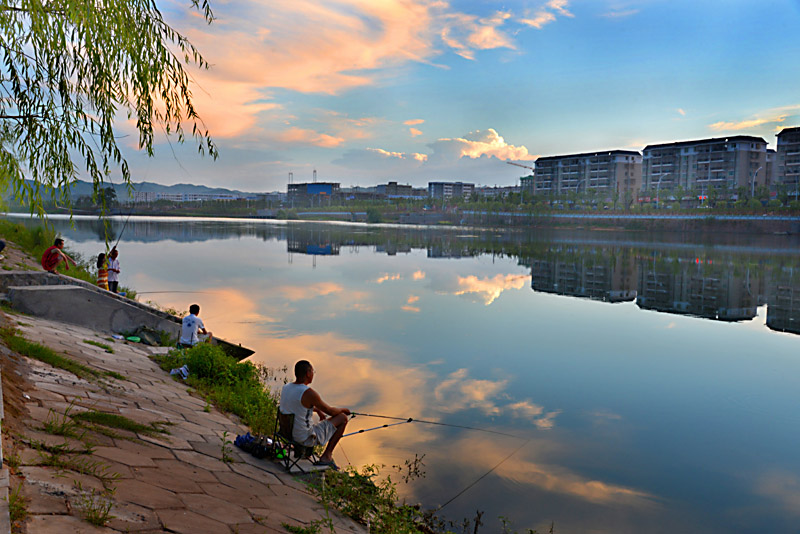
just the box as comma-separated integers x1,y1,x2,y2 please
120,0,800,192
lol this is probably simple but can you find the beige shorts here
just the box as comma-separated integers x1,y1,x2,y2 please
302,419,336,447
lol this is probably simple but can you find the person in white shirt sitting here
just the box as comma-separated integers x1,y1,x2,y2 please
178,304,213,348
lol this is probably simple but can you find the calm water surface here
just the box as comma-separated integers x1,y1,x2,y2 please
11,215,800,533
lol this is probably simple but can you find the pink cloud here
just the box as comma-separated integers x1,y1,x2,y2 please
409,127,423,137
277,127,345,148
404,119,425,126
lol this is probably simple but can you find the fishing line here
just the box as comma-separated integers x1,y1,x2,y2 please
436,438,531,512
350,412,524,439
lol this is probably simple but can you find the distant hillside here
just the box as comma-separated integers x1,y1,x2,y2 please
69,180,257,201
3,179,263,202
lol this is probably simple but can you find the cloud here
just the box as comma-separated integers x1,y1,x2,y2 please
276,127,345,148
520,0,574,29
403,296,421,312
755,472,800,515
434,368,508,415
602,8,640,19
409,127,423,137
441,10,516,60
476,440,657,506
404,119,425,126
429,129,535,162
454,273,529,305
412,271,426,280
376,273,402,284
707,105,800,133
332,129,534,183
677,108,686,116
278,282,344,301
367,148,429,162
433,369,560,428
180,0,536,138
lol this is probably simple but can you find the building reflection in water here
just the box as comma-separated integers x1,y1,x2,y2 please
28,215,800,336
766,267,800,335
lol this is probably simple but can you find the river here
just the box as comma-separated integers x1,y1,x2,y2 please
9,215,800,533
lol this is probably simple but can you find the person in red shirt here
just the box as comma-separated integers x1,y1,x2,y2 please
41,238,77,273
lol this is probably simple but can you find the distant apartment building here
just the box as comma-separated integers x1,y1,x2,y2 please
376,181,413,197
530,150,642,199
428,181,475,200
776,127,800,198
475,185,519,199
131,191,242,203
641,135,768,196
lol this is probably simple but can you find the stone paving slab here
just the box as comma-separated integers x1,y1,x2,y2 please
1,313,367,533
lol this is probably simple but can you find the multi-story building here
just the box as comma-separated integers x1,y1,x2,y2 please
531,150,642,200
641,136,768,196
776,127,800,199
287,182,340,205
376,181,413,197
428,181,474,200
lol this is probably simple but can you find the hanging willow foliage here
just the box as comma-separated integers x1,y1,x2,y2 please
0,0,217,215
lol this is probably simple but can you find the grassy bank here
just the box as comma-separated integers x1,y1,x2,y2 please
152,343,283,434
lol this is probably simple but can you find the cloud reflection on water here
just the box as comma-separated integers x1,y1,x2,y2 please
453,273,528,305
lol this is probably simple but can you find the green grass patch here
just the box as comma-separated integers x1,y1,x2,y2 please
0,327,104,381
152,344,281,435
7,483,29,528
83,339,114,353
71,410,170,437
104,370,126,381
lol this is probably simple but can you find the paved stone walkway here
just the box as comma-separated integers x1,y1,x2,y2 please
2,313,366,533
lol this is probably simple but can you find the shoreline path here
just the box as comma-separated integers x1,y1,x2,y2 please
0,311,365,534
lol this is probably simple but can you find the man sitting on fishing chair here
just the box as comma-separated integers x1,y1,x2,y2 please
280,360,350,470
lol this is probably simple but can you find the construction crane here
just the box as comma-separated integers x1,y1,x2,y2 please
505,161,534,204
506,161,534,173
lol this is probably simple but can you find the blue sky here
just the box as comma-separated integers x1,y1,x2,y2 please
126,0,800,192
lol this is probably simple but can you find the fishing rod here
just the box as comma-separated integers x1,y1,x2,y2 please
350,412,524,439
113,205,134,250
343,418,413,438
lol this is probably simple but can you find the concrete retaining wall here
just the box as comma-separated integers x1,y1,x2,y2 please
0,271,182,328
6,285,181,338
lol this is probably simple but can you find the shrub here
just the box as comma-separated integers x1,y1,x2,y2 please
155,344,279,434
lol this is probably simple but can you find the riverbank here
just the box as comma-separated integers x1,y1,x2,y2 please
0,237,366,534
0,312,366,534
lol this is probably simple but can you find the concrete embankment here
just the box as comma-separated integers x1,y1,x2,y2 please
0,248,365,533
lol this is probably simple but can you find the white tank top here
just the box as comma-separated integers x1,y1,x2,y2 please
280,383,312,442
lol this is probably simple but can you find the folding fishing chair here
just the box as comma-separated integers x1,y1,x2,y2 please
272,412,320,474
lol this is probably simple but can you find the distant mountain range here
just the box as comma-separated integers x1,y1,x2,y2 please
65,179,259,201
0,179,263,202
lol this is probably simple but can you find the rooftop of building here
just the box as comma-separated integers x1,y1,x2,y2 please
644,135,767,151
777,126,800,137
535,149,641,162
